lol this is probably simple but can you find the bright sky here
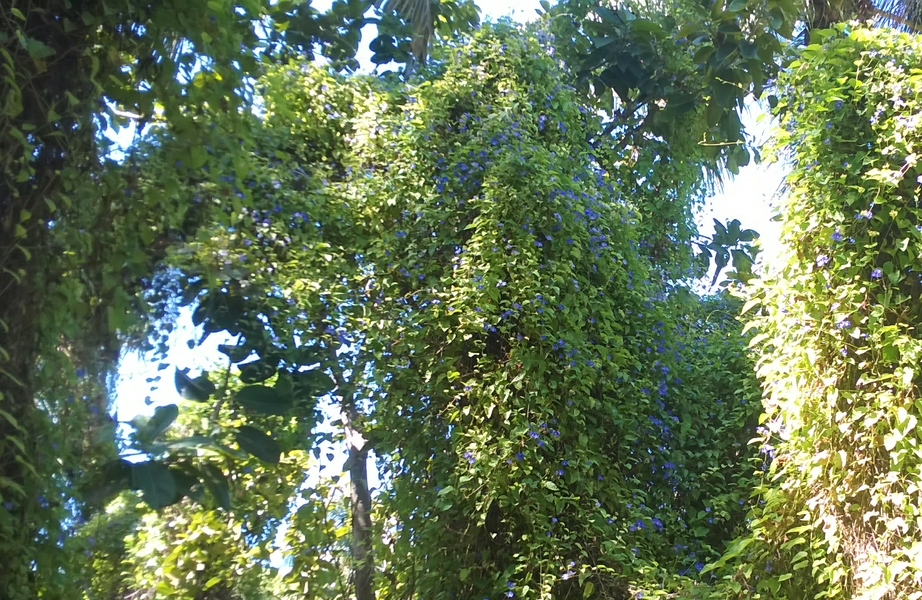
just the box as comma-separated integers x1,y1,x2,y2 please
114,0,784,435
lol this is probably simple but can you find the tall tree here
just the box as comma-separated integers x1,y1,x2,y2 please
707,26,922,599
0,0,481,596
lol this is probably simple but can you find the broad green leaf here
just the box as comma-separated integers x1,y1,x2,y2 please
235,426,281,463
293,369,336,397
145,404,179,440
175,369,216,402
218,342,253,363
201,463,231,510
235,385,292,415
239,359,277,384
130,461,177,509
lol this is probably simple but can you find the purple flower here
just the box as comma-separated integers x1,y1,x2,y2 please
871,268,883,279
816,254,830,267
831,230,843,242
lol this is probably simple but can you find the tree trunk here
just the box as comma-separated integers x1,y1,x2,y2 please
343,400,375,600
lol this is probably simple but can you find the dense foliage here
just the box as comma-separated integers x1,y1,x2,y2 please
0,1,477,597
6,0,922,597
74,23,763,599
705,26,922,599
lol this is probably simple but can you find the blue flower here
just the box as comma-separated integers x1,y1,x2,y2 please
871,268,883,279
831,230,843,242
516,452,525,461
816,254,830,267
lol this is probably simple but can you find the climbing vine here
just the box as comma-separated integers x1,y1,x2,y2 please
707,25,922,599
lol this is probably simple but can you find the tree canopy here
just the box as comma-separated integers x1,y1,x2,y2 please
3,0,922,599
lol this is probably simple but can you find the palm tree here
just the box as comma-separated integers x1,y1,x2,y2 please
806,0,921,34
377,0,435,62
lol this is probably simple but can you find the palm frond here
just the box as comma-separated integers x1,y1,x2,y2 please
377,0,434,62
872,0,922,31
806,0,922,31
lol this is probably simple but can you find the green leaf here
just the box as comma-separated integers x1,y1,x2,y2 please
145,404,179,440
740,39,759,59
293,344,326,366
768,7,784,30
203,576,223,590
218,342,253,363
23,37,55,59
189,145,209,169
235,426,281,464
239,359,278,384
175,369,216,402
235,385,293,415
728,0,748,11
292,369,336,397
130,461,177,509
171,467,205,503
201,463,231,510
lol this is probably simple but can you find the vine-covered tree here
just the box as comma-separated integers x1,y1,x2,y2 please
709,25,922,599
